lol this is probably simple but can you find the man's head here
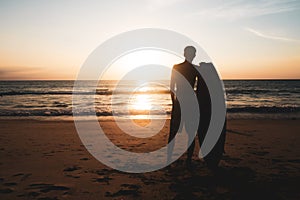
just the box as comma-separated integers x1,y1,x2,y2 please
184,46,196,63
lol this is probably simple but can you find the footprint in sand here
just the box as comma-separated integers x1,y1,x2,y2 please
0,188,14,194
17,191,40,198
1,177,16,194
63,166,81,172
63,166,82,179
251,151,269,156
3,182,17,186
28,183,70,193
223,155,242,164
105,183,141,197
18,183,70,199
12,173,32,181
92,176,112,185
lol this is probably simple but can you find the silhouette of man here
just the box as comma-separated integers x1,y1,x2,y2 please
168,50,227,170
168,46,198,167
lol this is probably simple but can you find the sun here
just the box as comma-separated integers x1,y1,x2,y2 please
101,49,183,81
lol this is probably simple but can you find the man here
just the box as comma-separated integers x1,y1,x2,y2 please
168,46,199,167
168,49,226,170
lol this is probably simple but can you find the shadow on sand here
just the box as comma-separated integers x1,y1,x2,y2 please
166,159,298,200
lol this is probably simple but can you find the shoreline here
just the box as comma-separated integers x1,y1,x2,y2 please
0,112,299,122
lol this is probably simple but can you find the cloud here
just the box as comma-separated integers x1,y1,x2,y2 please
192,0,300,20
0,66,75,80
145,0,185,10
244,27,300,43
0,66,41,80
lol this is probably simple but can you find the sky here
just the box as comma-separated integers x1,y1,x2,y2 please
0,0,299,80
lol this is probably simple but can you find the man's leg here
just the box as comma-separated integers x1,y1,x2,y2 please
167,122,176,164
186,136,195,168
167,102,180,164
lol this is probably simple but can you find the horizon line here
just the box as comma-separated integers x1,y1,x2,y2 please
0,78,299,81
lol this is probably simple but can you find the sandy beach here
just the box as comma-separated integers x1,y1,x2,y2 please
0,119,299,200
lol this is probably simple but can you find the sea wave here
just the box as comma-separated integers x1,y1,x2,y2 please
0,90,171,96
1,88,298,96
227,106,300,113
0,106,298,117
225,88,299,95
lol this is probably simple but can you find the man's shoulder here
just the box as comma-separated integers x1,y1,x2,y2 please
172,64,180,71
173,62,186,69
173,63,182,67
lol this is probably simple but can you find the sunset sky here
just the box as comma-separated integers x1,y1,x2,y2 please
0,0,299,80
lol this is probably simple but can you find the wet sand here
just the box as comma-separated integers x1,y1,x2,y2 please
0,119,299,199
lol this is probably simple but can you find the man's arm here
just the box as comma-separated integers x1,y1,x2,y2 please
193,65,199,92
170,66,176,103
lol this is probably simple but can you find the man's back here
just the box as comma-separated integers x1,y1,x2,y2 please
168,46,198,167
172,60,198,95
170,60,198,134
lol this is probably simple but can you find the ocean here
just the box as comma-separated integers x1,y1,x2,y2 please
0,80,299,120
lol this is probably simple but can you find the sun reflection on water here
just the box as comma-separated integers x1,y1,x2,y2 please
130,94,151,111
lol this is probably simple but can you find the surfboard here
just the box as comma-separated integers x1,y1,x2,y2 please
202,119,226,170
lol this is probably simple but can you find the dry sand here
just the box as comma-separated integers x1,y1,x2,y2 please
0,119,299,199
